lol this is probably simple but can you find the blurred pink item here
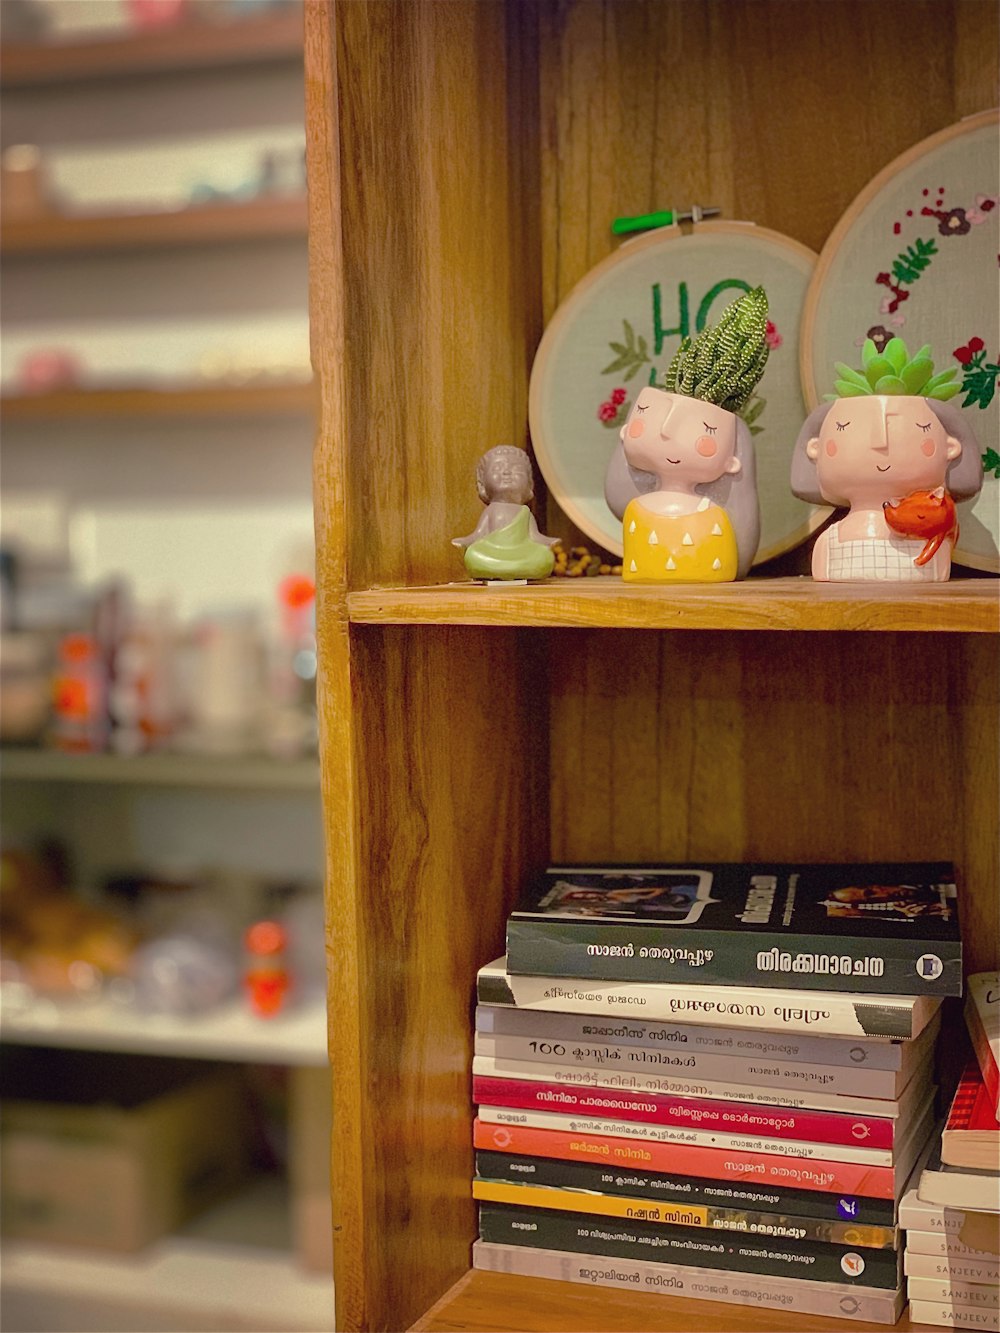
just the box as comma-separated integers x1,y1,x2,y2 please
18,350,81,393
127,0,188,28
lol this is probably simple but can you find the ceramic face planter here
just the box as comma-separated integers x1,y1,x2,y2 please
791,339,984,582
605,287,768,583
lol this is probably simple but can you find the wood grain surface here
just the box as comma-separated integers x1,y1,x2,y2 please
347,577,1000,634
306,2,1000,1329
411,1270,922,1333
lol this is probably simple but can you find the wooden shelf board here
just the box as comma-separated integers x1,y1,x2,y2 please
1,380,316,421
348,576,999,634
0,993,328,1066
0,747,319,789
410,1269,918,1333
1,196,308,256
0,12,303,87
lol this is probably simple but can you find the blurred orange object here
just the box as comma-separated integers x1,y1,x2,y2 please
244,919,289,1017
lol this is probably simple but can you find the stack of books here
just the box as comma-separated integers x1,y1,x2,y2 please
900,971,999,1330
471,862,961,1325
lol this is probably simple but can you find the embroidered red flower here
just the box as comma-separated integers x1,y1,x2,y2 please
764,320,782,351
611,388,627,406
598,401,617,422
968,336,985,353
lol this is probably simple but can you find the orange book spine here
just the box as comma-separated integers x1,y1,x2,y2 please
473,1116,898,1199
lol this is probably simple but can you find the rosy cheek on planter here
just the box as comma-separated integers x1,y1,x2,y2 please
825,439,838,458
696,435,717,457
921,439,936,457
628,419,645,439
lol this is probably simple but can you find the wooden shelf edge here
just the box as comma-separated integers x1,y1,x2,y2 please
1,381,316,421
409,1268,919,1333
347,577,1000,634
0,12,303,87
1,196,308,256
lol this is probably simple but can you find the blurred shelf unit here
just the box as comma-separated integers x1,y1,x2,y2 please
0,993,328,1066
2,1176,333,1333
0,748,319,790
0,380,316,421
0,195,308,257
0,11,304,88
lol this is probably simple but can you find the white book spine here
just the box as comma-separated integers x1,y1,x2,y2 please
908,1278,1000,1310
476,1104,894,1165
900,1188,1000,1239
472,1240,904,1325
472,1044,914,1115
906,1229,1000,1261
475,1002,910,1070
497,971,936,1040
907,1299,1000,1330
905,1250,1000,1283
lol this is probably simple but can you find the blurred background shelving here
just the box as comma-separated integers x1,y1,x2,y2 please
0,3,330,1330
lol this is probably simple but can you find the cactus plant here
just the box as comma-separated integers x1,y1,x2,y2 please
663,286,770,414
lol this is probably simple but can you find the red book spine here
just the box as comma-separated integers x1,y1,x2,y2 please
472,1117,900,1199
472,1076,895,1148
966,985,1000,1118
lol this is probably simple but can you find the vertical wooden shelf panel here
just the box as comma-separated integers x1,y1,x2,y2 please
307,2,545,1329
306,2,1000,1331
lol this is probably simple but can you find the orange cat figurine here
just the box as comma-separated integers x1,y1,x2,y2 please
883,486,958,567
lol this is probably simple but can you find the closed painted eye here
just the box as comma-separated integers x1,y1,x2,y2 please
917,422,932,432
836,421,849,431
703,422,717,435
635,404,649,414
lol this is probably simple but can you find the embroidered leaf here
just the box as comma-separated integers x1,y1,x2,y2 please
890,238,937,285
961,366,999,410
983,447,1000,479
603,319,651,380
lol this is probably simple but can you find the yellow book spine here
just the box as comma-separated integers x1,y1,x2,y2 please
472,1178,709,1228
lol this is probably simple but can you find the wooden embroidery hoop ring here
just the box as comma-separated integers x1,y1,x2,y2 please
799,108,999,573
528,220,825,564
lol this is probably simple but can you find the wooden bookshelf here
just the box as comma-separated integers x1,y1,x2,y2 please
0,196,308,257
306,2,1000,1330
0,11,303,88
411,1271,920,1333
1,381,316,421
347,578,999,634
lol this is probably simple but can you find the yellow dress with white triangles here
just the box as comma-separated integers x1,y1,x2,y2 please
622,496,739,582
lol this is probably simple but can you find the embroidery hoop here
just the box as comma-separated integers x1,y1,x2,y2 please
800,110,1000,573
528,220,822,563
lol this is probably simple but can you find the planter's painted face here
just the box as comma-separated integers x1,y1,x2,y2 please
621,386,740,489
805,396,961,508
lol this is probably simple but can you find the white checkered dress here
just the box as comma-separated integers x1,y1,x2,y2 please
826,526,950,582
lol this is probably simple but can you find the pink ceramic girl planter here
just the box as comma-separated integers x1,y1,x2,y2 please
791,339,984,582
605,288,768,582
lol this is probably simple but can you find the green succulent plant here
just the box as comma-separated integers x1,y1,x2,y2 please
830,337,961,401
663,286,770,415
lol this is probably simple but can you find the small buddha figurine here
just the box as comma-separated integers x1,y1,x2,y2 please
604,287,768,582
790,338,984,582
452,445,559,580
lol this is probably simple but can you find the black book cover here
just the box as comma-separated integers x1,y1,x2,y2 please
506,863,961,996
474,1149,896,1228
478,1202,902,1288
